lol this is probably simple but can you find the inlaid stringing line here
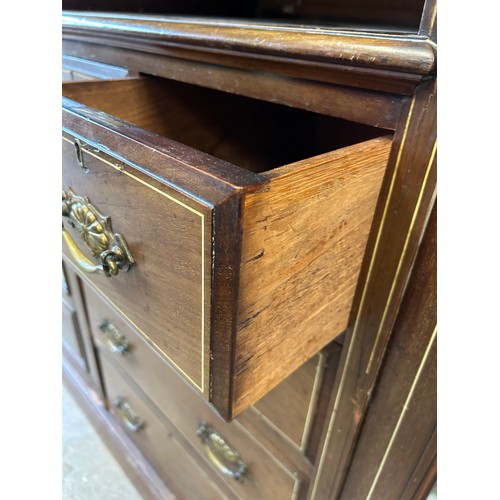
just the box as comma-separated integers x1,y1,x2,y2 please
309,94,417,499
63,262,204,391
248,353,325,452
366,139,437,374
366,327,437,500
300,353,326,450
234,420,301,498
62,135,204,216
62,134,207,393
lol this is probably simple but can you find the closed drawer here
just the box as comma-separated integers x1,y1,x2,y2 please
85,285,304,499
85,281,323,453
62,75,391,419
100,355,228,500
101,348,300,500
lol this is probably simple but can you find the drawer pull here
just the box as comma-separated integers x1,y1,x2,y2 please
62,187,135,277
113,398,143,432
99,320,129,355
197,423,247,482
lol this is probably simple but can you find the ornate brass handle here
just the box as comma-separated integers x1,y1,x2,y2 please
197,423,248,482
113,398,143,432
62,188,134,277
98,320,129,355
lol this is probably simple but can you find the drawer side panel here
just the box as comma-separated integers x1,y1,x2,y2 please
233,136,392,415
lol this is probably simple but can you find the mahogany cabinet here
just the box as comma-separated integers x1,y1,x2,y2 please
62,2,437,498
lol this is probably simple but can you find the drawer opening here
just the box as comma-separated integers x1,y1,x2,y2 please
62,75,389,174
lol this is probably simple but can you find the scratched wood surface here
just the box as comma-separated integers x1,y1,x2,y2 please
232,136,392,416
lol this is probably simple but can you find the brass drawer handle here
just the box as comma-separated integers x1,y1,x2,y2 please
99,320,129,355
113,398,143,432
62,188,134,277
197,423,248,482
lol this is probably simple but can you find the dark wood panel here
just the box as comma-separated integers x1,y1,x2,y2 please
63,260,105,393
62,298,86,364
308,78,436,499
62,0,257,17
305,341,343,463
339,202,436,499
99,340,300,500
62,134,213,395
99,355,228,499
62,41,403,128
63,348,175,500
258,0,425,28
400,429,437,500
419,0,437,40
62,13,436,75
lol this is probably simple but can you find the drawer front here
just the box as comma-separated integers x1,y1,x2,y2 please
85,287,300,499
62,133,213,397
100,355,228,500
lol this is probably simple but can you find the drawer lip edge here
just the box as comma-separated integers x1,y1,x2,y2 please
62,94,266,197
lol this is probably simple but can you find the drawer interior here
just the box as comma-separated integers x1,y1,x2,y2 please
62,76,387,173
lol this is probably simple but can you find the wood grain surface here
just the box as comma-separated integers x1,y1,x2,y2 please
98,327,300,500
309,78,436,500
232,136,392,416
339,202,436,500
63,76,386,171
62,134,213,395
99,355,230,500
63,39,404,128
62,12,436,75
253,354,324,449
60,7,438,498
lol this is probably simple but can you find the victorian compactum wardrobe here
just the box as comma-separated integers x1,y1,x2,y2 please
61,1,437,498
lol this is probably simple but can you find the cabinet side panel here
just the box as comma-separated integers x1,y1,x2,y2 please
339,202,437,500
233,137,391,416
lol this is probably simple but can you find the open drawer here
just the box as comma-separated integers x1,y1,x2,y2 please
62,76,391,419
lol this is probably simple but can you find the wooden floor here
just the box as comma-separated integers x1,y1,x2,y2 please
62,384,143,499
